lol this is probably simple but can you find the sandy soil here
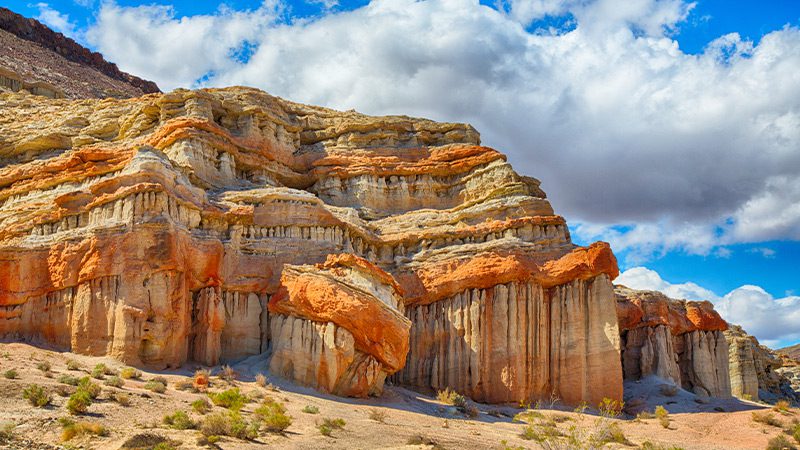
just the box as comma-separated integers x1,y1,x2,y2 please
0,342,796,450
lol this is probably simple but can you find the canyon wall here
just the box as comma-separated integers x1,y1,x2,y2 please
0,86,622,402
725,325,800,403
616,286,731,397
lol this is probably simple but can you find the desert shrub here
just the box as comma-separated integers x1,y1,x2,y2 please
200,411,258,440
254,399,292,432
58,374,80,386
463,403,480,418
36,361,51,373
520,421,562,442
640,441,686,450
208,387,248,410
302,405,319,414
22,384,51,407
513,410,545,423
636,411,655,421
163,410,196,430
598,397,624,418
91,363,111,379
119,367,141,380
174,378,194,391
120,433,173,450
407,435,443,448
193,369,210,391
67,390,92,415
655,405,670,429
114,392,131,406
0,422,13,442
3,369,18,379
59,417,107,441
151,375,168,385
753,411,783,427
368,408,387,423
659,384,679,397
104,376,124,388
192,398,211,414
145,380,167,394
77,377,101,399
592,421,631,446
255,373,267,387
436,387,466,407
573,401,589,415
775,400,792,414
318,417,346,437
65,359,81,371
55,385,72,397
766,434,798,450
219,365,237,382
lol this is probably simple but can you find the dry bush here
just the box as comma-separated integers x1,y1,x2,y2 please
753,411,783,427
192,398,211,414
200,411,258,440
119,367,141,380
114,392,131,406
219,365,237,382
255,373,267,387
36,361,51,373
3,369,18,379
318,417,346,437
436,387,466,407
774,400,792,414
145,380,167,394
58,374,80,386
174,378,194,391
163,410,196,430
766,434,798,450
59,417,107,441
119,433,173,450
0,422,14,443
65,360,81,371
193,369,210,391
598,397,624,418
368,408,387,423
302,405,319,414
104,376,124,388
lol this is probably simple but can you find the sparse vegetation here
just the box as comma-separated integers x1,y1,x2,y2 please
92,363,112,379
774,400,792,414
640,440,687,450
636,411,655,421
66,390,92,415
318,417,346,437
520,420,562,442
598,397,624,418
513,410,545,423
104,375,124,388
65,359,81,371
591,421,631,446
36,361,51,373
199,411,258,440
766,434,798,450
145,380,167,394
407,434,443,448
58,374,80,386
0,422,14,443
255,373,267,387
22,384,51,407
193,369,211,391
3,369,18,379
208,387,248,410
792,422,800,444
369,408,387,423
753,411,783,427
119,367,141,380
253,399,292,432
219,365,237,382
437,387,466,407
174,378,194,391
163,410,196,430
120,433,174,450
113,392,131,406
59,417,107,441
655,405,671,429
192,398,211,414
573,401,589,416
302,405,320,414
77,377,101,398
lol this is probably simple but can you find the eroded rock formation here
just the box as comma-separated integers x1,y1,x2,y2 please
725,325,800,403
0,86,622,403
616,286,731,397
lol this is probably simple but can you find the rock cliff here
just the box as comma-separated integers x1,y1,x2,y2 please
725,325,800,403
0,7,159,98
615,286,731,397
0,86,622,403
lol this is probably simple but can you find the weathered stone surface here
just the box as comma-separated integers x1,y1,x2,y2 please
725,325,800,403
616,286,731,397
0,86,622,403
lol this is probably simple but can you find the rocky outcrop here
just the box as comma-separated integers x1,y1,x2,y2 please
0,86,622,403
616,286,731,397
725,325,800,403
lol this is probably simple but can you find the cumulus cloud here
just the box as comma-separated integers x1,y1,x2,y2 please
34,3,78,35
618,267,800,347
77,0,800,259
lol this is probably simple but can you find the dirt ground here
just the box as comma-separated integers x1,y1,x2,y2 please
0,342,796,450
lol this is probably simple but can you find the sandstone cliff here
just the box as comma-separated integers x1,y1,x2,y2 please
725,325,800,403
0,86,622,403
0,7,159,98
615,286,731,397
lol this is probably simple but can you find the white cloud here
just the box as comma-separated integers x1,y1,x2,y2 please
306,0,339,10
34,2,78,35
618,267,800,347
75,0,800,258
747,246,777,259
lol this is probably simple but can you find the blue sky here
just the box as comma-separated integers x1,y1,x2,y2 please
4,0,800,347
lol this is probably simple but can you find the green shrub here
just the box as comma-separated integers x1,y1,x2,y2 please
3,369,18,379
655,405,670,429
520,421,562,442
254,400,292,432
436,387,466,407
65,360,81,371
22,384,51,407
192,398,211,414
119,367,141,380
302,405,319,414
318,418,345,437
208,388,248,410
67,390,92,415
199,411,258,440
77,377,101,399
163,410,195,430
36,361,51,373
104,376,124,388
791,422,800,444
58,374,80,386
598,397,624,418
91,363,108,379
145,380,167,394
766,434,798,450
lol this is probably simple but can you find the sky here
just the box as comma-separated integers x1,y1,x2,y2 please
4,0,800,347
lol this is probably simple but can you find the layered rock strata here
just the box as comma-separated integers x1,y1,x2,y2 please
725,325,800,403
0,86,622,403
616,286,731,397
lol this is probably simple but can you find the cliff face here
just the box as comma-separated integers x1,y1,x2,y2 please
615,286,731,397
0,7,159,98
0,86,622,403
725,325,800,403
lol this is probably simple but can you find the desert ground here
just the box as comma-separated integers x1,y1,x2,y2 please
0,342,796,450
